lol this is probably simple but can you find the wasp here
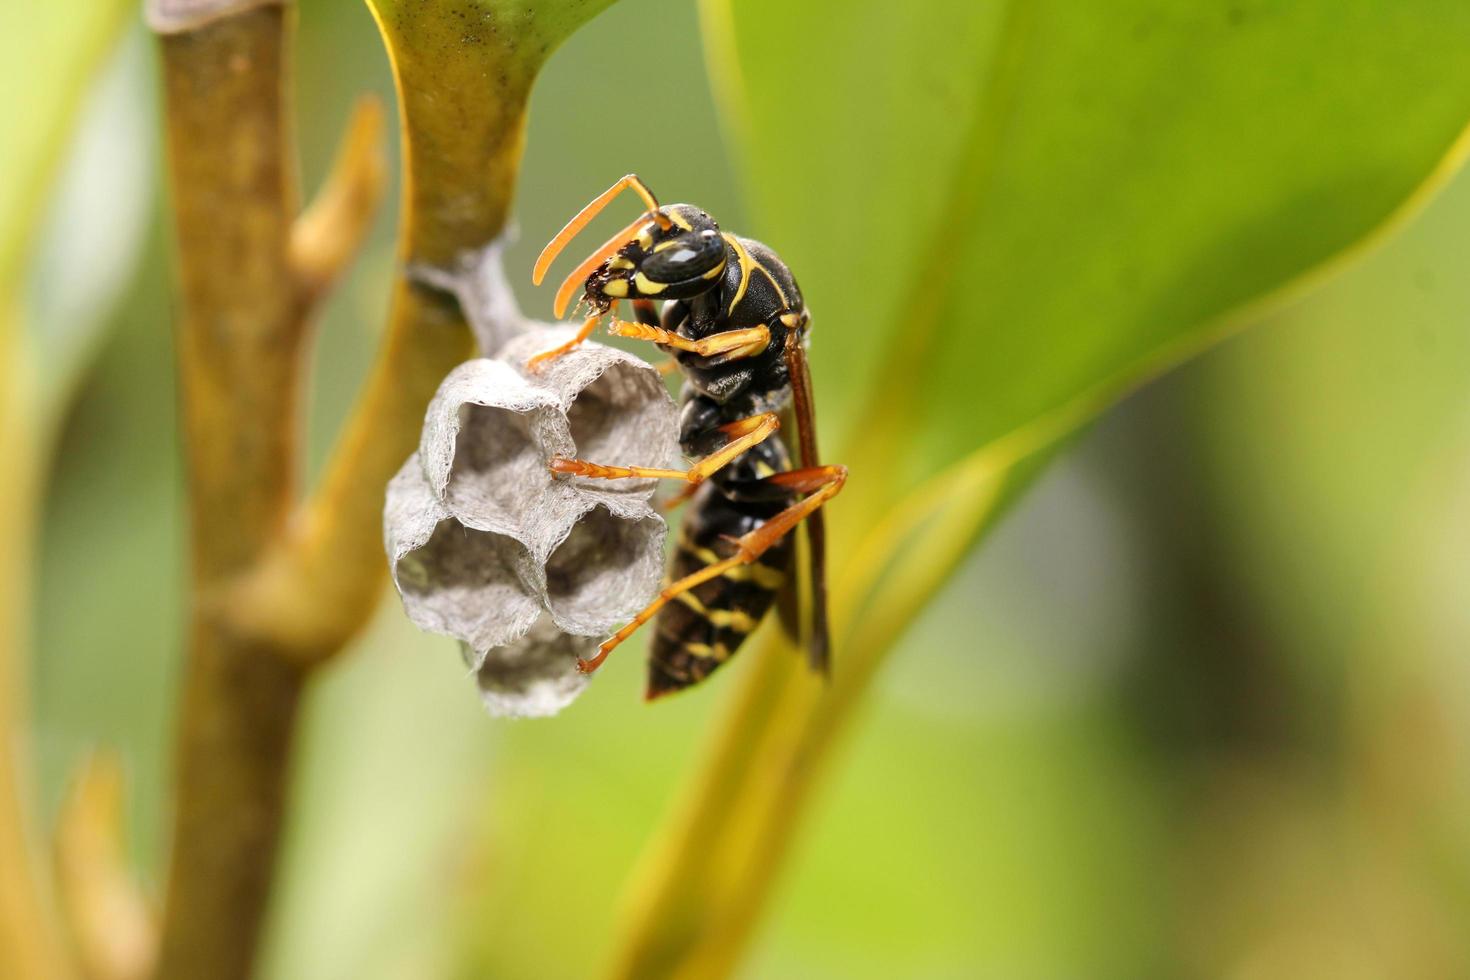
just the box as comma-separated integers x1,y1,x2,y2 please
529,174,846,699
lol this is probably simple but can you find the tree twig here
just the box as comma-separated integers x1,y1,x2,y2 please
152,6,314,977
55,754,156,980
151,0,611,975
289,96,388,303
224,0,616,661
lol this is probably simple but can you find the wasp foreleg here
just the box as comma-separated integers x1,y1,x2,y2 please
608,319,770,360
525,312,603,371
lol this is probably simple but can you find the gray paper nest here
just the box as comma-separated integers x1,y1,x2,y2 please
384,248,680,717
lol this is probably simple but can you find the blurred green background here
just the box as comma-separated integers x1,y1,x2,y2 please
18,1,1470,977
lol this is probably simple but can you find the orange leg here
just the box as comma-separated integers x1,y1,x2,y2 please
608,319,770,360
550,413,779,484
576,464,848,673
526,313,602,371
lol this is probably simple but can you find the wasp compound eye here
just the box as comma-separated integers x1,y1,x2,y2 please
640,229,725,285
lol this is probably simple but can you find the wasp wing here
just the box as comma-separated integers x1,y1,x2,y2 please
773,399,805,647
782,329,831,674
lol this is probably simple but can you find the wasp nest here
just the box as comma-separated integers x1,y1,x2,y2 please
384,324,679,717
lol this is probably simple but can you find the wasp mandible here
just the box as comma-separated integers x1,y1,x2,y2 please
529,174,846,699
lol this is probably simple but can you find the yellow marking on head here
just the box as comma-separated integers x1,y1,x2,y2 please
652,239,679,253
633,272,667,295
602,279,628,297
637,223,655,250
723,233,753,315
608,256,635,271
780,312,800,328
668,210,693,231
702,256,727,280
753,460,775,478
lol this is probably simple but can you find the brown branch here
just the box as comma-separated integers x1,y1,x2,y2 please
223,0,559,661
289,95,388,303
151,0,581,974
152,6,309,978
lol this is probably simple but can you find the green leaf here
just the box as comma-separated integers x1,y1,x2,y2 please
710,0,1470,484
1193,159,1470,660
608,3,1470,976
26,33,156,423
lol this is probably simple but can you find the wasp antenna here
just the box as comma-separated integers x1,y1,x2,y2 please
623,173,672,230
552,212,647,318
533,174,667,285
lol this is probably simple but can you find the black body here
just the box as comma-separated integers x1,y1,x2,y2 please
588,206,810,696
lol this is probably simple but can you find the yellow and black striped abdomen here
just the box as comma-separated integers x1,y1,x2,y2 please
648,484,794,699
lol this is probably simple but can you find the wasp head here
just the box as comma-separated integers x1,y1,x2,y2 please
584,204,727,312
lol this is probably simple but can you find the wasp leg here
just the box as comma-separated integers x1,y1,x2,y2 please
550,413,779,484
576,463,847,674
533,174,671,286
525,313,602,371
608,319,770,360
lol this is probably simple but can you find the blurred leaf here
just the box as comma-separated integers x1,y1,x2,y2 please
27,32,156,423
1193,161,1470,660
710,0,1470,484
0,5,132,978
0,0,132,294
607,3,1470,976
1142,161,1470,976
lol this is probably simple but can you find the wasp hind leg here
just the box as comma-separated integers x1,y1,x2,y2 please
574,463,847,677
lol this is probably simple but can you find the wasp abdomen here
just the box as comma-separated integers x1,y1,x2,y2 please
648,485,794,699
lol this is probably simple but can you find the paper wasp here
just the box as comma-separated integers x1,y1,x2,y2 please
529,174,845,699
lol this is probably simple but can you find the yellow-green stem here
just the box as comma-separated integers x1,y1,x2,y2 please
0,309,69,980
